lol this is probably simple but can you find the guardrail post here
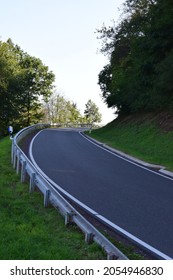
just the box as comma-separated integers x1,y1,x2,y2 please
11,140,14,164
85,232,94,244
107,252,119,260
13,146,17,169
44,189,50,208
65,212,73,226
21,160,26,182
16,151,21,174
29,172,36,193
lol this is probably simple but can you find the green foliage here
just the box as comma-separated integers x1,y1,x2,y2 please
84,99,102,124
0,39,55,135
43,92,82,124
16,49,55,126
97,0,173,115
0,41,21,134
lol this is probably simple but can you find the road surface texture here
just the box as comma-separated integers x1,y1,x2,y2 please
30,128,173,259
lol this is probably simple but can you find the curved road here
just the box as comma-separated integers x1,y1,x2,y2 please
30,128,173,259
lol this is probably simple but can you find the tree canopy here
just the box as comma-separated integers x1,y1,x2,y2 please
0,39,103,136
43,95,102,125
0,39,55,135
97,0,173,115
43,92,82,124
84,99,102,124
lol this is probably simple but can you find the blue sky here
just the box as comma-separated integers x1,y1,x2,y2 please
0,0,124,124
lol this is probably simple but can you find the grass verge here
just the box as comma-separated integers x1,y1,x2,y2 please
87,114,173,171
0,136,146,260
0,137,106,260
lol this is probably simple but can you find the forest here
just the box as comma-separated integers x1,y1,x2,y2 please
97,0,173,116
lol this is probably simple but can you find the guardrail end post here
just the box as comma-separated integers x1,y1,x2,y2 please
29,172,36,193
21,160,26,182
85,232,94,244
44,189,50,208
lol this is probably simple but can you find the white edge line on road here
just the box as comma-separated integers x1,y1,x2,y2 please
29,130,98,216
79,132,173,181
96,215,172,260
29,129,173,260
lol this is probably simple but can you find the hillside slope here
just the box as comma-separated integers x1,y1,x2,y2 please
88,113,173,171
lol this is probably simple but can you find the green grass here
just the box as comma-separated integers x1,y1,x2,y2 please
88,116,173,171
0,137,106,260
0,136,146,260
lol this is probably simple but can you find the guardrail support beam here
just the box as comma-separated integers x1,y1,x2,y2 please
85,232,94,244
107,253,119,260
44,189,50,208
65,212,73,226
13,150,17,169
21,160,26,182
11,140,14,164
16,152,21,174
29,172,36,193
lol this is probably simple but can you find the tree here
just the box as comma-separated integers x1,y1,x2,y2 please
0,39,55,135
15,47,55,125
0,40,23,134
84,99,102,124
43,92,81,124
97,0,173,115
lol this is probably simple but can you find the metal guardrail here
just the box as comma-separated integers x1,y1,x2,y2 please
11,124,128,260
50,122,93,128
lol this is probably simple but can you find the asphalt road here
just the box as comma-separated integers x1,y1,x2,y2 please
30,128,173,258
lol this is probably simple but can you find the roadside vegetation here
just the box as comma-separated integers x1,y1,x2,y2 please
91,0,173,173
0,40,102,137
0,137,106,260
87,113,173,172
0,136,145,259
1,0,172,261
97,1,173,116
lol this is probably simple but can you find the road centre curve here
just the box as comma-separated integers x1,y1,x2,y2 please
30,128,173,259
